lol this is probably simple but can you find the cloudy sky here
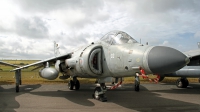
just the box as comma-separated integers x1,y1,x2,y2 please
0,0,200,60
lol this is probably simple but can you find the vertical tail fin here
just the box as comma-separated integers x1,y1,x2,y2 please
198,42,200,49
54,41,60,57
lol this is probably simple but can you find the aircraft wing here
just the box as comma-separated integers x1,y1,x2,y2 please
0,61,19,68
184,49,200,58
12,52,72,71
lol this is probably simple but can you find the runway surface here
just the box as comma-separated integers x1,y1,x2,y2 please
0,83,200,112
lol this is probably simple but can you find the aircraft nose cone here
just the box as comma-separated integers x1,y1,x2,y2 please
148,46,189,74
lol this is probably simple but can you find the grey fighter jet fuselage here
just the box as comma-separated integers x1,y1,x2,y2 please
56,31,189,78
11,30,189,101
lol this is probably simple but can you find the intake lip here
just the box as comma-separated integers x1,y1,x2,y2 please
147,46,189,74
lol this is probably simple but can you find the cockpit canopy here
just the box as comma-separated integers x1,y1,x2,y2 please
100,31,138,45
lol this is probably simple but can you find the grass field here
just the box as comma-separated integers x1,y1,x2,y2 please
0,60,199,85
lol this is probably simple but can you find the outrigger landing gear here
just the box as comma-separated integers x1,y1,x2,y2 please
15,69,21,93
92,83,107,102
135,73,140,91
68,77,80,90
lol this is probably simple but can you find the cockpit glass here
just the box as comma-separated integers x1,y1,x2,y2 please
100,31,138,45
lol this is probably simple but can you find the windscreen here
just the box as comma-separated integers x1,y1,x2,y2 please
100,31,138,45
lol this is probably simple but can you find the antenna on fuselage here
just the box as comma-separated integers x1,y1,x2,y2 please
198,42,200,48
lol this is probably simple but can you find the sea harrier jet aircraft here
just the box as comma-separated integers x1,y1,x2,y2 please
11,30,189,101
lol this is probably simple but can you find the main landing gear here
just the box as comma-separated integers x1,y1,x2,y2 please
176,77,189,88
135,73,140,91
92,77,123,102
68,77,80,90
68,75,140,102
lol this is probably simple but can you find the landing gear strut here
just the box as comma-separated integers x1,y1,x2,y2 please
68,77,80,90
176,77,189,88
15,69,21,92
135,73,140,91
92,83,107,102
